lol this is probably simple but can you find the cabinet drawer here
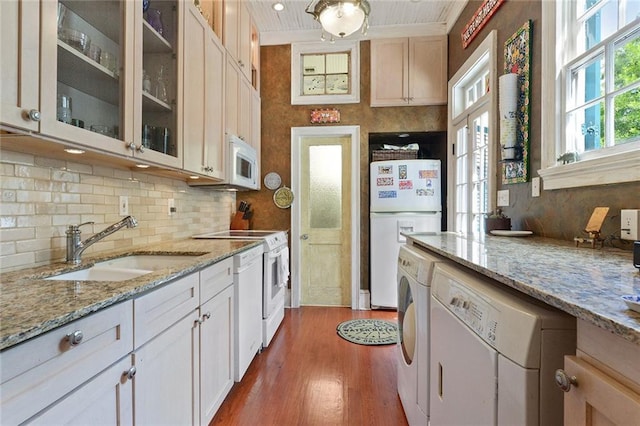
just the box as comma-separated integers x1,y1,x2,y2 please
200,257,234,303
134,273,199,348
0,301,133,425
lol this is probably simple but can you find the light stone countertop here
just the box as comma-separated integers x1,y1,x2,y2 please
406,232,640,345
0,239,262,351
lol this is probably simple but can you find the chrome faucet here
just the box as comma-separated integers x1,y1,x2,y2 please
66,216,138,264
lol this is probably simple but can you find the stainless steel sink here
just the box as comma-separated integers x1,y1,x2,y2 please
94,254,199,271
45,254,201,282
45,267,152,282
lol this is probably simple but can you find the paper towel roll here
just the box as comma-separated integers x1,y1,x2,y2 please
499,73,518,114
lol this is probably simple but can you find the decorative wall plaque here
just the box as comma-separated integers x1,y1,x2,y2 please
310,108,340,124
461,0,505,48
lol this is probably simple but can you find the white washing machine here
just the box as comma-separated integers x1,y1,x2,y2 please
397,244,447,425
429,263,576,426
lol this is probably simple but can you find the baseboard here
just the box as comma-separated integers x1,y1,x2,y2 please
358,290,371,310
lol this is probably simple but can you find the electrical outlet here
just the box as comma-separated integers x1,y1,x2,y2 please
168,198,175,216
497,190,509,207
531,177,540,197
621,209,640,240
119,196,129,216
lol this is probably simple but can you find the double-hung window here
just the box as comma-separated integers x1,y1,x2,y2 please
540,0,640,189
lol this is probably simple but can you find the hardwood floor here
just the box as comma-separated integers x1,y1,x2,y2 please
211,306,409,426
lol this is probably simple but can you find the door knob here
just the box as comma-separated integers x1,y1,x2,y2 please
301,234,309,240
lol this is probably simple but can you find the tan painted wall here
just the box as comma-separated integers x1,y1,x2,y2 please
449,0,639,243
241,42,447,291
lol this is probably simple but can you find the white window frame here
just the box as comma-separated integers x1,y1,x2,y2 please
448,31,498,234
539,1,640,190
291,41,360,105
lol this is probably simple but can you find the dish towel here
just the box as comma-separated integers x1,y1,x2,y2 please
279,247,289,287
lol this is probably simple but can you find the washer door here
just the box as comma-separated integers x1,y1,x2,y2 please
397,274,416,364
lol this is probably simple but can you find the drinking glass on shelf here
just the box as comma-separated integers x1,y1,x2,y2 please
57,94,72,124
87,44,102,63
142,124,155,148
100,51,118,76
154,65,168,103
143,69,151,93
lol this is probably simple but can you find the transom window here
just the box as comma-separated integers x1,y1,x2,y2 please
302,53,350,96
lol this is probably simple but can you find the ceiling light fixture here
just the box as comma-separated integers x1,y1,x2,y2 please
306,0,370,40
272,2,285,11
135,164,150,169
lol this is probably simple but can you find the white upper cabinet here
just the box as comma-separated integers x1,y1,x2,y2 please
0,0,41,132
183,1,226,180
370,36,447,107
223,1,252,83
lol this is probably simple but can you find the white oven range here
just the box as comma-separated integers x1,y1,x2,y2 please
193,230,289,347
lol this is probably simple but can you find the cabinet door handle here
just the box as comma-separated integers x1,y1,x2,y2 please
127,142,136,152
238,60,244,68
124,366,137,380
28,109,41,122
554,369,578,392
66,330,84,346
204,312,211,320
136,144,145,153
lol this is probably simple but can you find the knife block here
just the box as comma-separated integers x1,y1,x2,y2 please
230,212,249,230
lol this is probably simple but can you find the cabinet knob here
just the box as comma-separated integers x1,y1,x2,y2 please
66,330,84,346
124,366,137,380
127,142,136,152
301,234,309,240
554,369,578,392
28,109,41,122
204,312,211,320
238,60,245,68
136,144,145,153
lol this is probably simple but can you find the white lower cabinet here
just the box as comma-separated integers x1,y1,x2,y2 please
199,258,235,425
0,258,241,425
25,356,134,425
133,311,200,426
0,300,134,425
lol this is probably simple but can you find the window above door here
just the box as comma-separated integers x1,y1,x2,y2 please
291,41,360,105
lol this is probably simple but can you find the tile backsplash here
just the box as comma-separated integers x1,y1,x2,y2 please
0,149,235,272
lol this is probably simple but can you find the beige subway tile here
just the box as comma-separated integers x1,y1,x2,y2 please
53,192,81,203
113,169,133,181
17,190,52,203
35,156,66,169
1,241,16,256
70,204,93,215
93,166,116,178
52,214,81,226
36,202,67,215
52,169,80,183
1,163,15,176
34,179,65,192
65,162,93,174
0,252,36,271
65,182,93,194
80,194,106,205
16,238,52,253
35,248,64,265
0,176,35,190
16,165,51,180
0,227,36,241
93,185,115,196
80,214,105,225
17,215,52,228
0,216,17,228
2,190,16,202
80,175,105,186
0,202,35,215
0,150,35,166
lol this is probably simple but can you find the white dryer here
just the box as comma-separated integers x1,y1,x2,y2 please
429,263,576,426
397,244,447,425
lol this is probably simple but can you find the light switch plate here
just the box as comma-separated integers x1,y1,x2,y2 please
497,190,509,207
531,177,540,197
621,209,640,240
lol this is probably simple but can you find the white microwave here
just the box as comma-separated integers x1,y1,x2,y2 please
226,134,258,190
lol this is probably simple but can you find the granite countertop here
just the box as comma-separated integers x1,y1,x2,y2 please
406,232,640,345
0,239,263,351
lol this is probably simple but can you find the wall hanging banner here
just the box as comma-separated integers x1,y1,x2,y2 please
461,0,506,48
502,20,532,184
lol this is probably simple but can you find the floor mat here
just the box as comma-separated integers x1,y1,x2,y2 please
336,318,398,345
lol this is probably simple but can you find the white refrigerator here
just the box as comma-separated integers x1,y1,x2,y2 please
370,159,442,308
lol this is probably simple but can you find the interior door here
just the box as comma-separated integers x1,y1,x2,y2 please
298,135,352,306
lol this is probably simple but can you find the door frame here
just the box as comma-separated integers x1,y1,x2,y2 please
290,125,361,309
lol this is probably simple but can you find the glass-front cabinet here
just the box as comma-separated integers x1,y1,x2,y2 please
37,0,180,167
134,0,181,167
40,0,133,155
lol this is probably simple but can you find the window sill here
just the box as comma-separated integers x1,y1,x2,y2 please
538,149,640,190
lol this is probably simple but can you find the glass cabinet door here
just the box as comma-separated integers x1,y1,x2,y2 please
134,0,180,167
40,0,132,155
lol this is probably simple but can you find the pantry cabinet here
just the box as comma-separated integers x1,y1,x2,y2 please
183,0,226,180
370,36,447,107
0,0,41,132
560,320,640,425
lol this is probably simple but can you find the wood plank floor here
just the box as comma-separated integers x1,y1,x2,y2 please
211,306,409,426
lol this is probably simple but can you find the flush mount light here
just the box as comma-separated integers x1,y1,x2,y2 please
189,176,200,179
135,164,150,169
64,148,85,155
272,2,285,11
398,133,410,138
306,0,370,40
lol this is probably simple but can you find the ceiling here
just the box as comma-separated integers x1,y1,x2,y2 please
246,0,468,45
